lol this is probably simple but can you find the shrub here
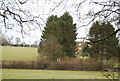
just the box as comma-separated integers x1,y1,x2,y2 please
37,59,50,69
2,58,104,71
2,60,37,69
83,58,104,71
56,58,82,70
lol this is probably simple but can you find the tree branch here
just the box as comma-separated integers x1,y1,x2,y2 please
77,29,120,43
18,0,28,4
91,29,120,43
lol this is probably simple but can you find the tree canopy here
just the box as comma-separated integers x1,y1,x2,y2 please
83,21,119,60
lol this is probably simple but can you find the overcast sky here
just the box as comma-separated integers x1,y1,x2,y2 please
0,0,119,44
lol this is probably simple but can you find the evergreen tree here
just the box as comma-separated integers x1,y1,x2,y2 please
38,12,77,61
59,12,77,57
84,21,119,61
41,15,60,41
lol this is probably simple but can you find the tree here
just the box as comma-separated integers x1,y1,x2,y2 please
41,15,60,41
81,0,120,24
83,21,119,61
38,35,63,62
0,0,41,36
59,12,77,57
0,36,8,46
38,12,77,61
76,0,120,42
1,0,119,44
0,30,8,45
16,37,21,45
0,0,63,38
38,15,63,62
6,36,14,45
34,41,39,47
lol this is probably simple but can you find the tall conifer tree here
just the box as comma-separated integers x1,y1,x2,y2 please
38,12,77,61
83,21,119,61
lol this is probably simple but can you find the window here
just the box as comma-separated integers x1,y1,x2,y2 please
79,43,81,46
79,47,81,50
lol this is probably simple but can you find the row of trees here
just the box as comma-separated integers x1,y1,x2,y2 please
0,35,39,47
38,12,119,63
38,12,77,62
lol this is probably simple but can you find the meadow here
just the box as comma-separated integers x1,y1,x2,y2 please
1,46,39,61
2,69,118,79
0,46,119,79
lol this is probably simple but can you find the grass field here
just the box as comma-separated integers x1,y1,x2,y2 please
0,46,119,67
2,69,118,79
0,46,119,79
0,46,39,61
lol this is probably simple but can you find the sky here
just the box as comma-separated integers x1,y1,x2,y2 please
0,0,119,44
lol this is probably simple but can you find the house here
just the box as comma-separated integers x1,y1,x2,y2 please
75,41,88,55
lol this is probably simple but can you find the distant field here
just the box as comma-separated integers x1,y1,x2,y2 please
0,46,119,68
0,46,39,61
2,69,118,79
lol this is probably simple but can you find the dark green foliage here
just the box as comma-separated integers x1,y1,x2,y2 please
59,12,77,57
38,12,77,61
83,21,119,61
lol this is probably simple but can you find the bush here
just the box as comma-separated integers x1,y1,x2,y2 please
56,58,82,70
83,58,104,71
37,59,50,69
2,60,37,69
55,58,103,71
2,58,104,71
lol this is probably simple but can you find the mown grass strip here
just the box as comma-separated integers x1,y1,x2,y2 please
2,69,118,79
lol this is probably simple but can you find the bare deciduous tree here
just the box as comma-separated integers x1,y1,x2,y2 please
72,0,120,42
0,0,45,37
0,0,120,42
38,35,63,62
16,37,20,45
6,36,13,44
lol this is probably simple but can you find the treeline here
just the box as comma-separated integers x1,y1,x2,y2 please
0,43,38,47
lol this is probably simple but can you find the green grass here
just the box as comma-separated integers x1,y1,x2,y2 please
1,46,39,61
113,62,120,68
78,56,90,59
2,69,118,79
0,46,119,79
